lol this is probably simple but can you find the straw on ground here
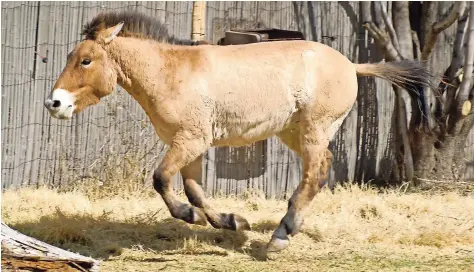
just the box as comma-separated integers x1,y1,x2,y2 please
2,182,473,271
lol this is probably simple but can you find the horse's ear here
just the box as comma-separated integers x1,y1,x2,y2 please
100,22,124,44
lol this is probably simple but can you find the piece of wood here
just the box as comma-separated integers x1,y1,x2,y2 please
1,222,100,272
191,1,206,41
462,101,472,116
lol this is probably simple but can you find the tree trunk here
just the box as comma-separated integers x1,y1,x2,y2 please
413,114,474,181
393,2,414,59
394,87,415,182
364,1,473,183
410,2,473,183
411,130,436,180
392,2,419,183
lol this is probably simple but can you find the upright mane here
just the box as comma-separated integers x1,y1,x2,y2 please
82,11,197,45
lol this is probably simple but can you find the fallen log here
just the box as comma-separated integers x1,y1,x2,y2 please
1,222,100,271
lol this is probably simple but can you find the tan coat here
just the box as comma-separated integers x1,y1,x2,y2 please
106,39,357,147
45,12,435,252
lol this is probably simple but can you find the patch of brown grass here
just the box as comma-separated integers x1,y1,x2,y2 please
251,220,279,233
2,183,474,271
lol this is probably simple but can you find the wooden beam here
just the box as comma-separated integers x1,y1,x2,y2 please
192,1,206,41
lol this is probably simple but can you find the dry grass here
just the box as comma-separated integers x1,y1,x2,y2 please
2,182,474,271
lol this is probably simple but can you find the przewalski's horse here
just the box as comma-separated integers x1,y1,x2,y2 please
44,11,434,252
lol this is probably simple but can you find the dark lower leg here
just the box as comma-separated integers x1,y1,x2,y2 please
153,142,207,226
184,178,250,231
267,145,331,252
181,156,250,231
153,170,207,226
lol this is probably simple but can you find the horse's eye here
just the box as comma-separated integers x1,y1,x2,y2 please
81,59,91,66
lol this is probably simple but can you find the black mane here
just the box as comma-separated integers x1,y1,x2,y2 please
82,11,196,45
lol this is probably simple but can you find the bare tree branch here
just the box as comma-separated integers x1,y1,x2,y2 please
411,31,422,60
361,1,372,23
433,7,469,138
448,9,470,78
439,75,462,136
362,22,402,61
373,23,386,38
421,2,467,61
412,27,434,128
434,2,467,32
393,2,414,59
362,21,381,40
456,2,474,114
421,2,439,47
362,3,402,62
435,9,468,109
394,87,414,182
373,1,386,30
379,2,400,50
443,69,464,115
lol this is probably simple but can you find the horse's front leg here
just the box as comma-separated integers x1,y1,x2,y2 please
153,138,209,226
181,155,251,231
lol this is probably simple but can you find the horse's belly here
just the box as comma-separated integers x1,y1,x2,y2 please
211,108,299,147
211,124,281,147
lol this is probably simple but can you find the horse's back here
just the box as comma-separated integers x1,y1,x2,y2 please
196,40,357,146
202,39,354,104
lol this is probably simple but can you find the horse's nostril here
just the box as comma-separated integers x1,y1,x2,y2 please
52,100,61,108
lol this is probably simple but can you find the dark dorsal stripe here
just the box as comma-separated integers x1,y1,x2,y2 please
82,11,196,45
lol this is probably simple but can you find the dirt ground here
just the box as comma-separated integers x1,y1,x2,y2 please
2,182,474,271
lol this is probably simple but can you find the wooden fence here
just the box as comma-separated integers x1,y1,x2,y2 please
1,1,473,197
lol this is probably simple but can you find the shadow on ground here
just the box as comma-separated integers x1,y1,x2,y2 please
8,209,276,260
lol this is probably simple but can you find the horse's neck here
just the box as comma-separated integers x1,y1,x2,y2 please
107,38,170,107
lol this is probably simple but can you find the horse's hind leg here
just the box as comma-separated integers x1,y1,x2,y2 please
181,156,251,231
153,138,209,226
267,118,332,252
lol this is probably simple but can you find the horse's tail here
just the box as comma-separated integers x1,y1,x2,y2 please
355,60,437,124
355,60,436,92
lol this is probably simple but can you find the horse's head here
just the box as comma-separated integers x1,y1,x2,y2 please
44,22,124,119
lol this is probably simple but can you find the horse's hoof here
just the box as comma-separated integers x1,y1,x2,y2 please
233,214,251,231
266,237,289,252
192,208,207,226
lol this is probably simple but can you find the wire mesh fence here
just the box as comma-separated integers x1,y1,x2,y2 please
1,1,473,197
